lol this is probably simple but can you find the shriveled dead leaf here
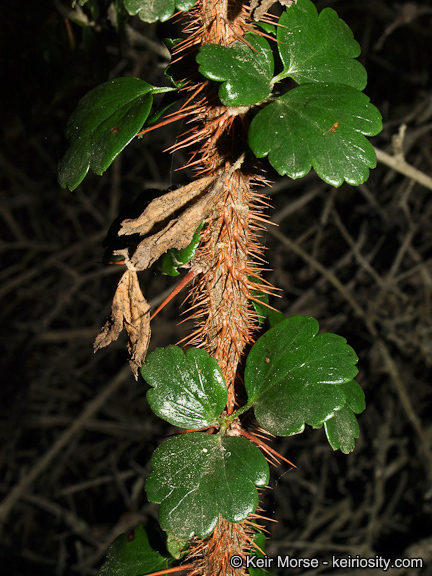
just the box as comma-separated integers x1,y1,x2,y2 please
119,156,245,272
119,176,215,237
129,187,217,271
94,270,151,379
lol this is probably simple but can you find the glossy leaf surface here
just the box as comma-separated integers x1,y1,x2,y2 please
58,78,155,191
98,525,169,576
249,83,382,186
141,346,227,429
197,34,274,106
125,0,196,22
244,316,359,436
146,433,269,539
160,222,204,276
324,379,365,453
275,0,366,89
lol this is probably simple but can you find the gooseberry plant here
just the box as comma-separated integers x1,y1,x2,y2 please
59,0,381,574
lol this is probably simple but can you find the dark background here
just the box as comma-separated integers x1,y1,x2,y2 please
1,0,432,574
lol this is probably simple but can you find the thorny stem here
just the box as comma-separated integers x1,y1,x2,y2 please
176,0,270,412
171,1,274,574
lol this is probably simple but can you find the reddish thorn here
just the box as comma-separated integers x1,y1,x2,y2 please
140,564,195,576
150,269,199,321
105,260,125,266
239,429,296,468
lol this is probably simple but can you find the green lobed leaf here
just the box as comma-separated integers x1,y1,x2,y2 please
125,0,196,23
324,380,365,453
98,524,169,576
275,0,367,89
196,33,274,106
141,346,227,429
244,316,359,436
160,222,204,276
146,433,269,539
248,83,382,186
58,78,155,191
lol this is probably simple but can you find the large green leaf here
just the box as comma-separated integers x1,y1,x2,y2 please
146,433,269,539
274,0,366,89
141,346,227,429
324,380,365,453
98,524,169,576
248,83,382,186
244,316,359,436
125,0,196,22
58,78,156,191
196,33,274,106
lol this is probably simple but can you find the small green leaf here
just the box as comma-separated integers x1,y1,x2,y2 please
249,277,285,327
197,34,274,106
160,222,204,276
249,277,269,326
141,346,227,429
98,524,169,576
274,0,367,89
146,433,269,539
248,531,278,576
244,316,359,436
249,83,382,186
125,0,196,22
323,380,365,453
58,78,155,191
324,406,358,454
166,533,189,560
254,22,276,36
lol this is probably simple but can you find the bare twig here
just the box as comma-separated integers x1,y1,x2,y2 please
378,340,432,480
374,146,432,191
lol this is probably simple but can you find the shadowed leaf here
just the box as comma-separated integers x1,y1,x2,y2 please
58,78,156,191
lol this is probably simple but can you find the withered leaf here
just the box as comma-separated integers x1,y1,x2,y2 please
129,187,217,271
118,156,245,272
94,270,151,379
119,176,215,237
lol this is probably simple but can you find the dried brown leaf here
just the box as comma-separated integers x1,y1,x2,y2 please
94,270,151,379
118,156,245,272
251,0,297,21
130,188,218,271
119,176,215,237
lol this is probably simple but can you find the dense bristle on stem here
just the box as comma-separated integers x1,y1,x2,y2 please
170,2,276,574
185,168,271,412
187,517,259,576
